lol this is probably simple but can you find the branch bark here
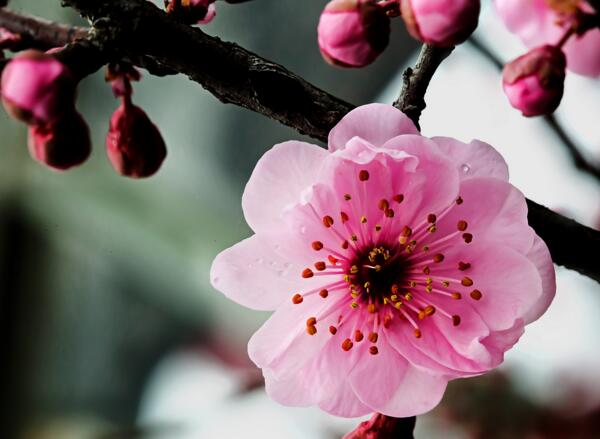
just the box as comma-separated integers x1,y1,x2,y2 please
0,3,599,282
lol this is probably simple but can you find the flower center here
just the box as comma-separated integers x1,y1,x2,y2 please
292,168,482,355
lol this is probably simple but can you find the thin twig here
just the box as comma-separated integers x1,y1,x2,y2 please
0,4,598,281
468,36,600,183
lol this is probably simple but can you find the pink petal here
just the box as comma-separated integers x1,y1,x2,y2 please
210,234,319,311
432,177,534,254
328,103,419,152
242,140,328,234
520,235,556,324
432,136,509,181
349,336,448,417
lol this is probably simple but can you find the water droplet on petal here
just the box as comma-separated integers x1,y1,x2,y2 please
461,163,471,173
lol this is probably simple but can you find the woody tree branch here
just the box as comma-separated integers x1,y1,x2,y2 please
0,2,599,282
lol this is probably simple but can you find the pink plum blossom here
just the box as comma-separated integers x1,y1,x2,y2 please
502,45,566,117
318,0,390,68
401,0,481,47
495,0,600,77
210,104,556,418
1,50,75,125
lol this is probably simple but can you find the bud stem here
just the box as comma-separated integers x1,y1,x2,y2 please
555,26,575,49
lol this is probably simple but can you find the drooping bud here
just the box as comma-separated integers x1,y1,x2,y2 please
166,0,217,25
27,111,91,170
343,413,416,439
1,50,76,125
502,45,567,117
401,0,480,47
106,101,167,178
318,0,390,68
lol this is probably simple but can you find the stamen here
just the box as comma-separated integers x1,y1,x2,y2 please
340,211,350,223
344,194,352,201
451,292,462,300
385,208,395,218
470,289,482,300
292,294,303,304
312,241,324,251
368,303,377,313
457,220,468,231
354,330,364,342
393,194,404,203
424,305,436,316
458,261,471,271
358,170,370,181
456,196,464,205
342,338,353,351
452,315,461,326
423,265,431,275
368,332,378,343
314,261,327,271
433,253,445,263
463,233,473,243
323,215,334,228
350,265,359,274
375,224,382,232
307,326,317,335
328,255,339,265
307,317,317,326
329,325,338,334
302,268,314,278
369,346,379,355
360,216,367,224
414,329,422,338
341,240,349,249
319,289,329,298
378,199,389,210
461,277,474,286
350,302,359,309
427,214,437,223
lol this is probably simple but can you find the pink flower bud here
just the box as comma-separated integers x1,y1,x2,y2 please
318,0,390,68
401,0,480,47
28,111,91,170
166,0,216,25
343,413,415,439
106,102,167,178
502,45,567,117
1,50,76,125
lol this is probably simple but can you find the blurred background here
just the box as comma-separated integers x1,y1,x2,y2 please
1,1,599,438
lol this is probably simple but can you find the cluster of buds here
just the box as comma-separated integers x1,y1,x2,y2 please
164,0,254,25
499,0,600,116
1,50,91,170
317,0,481,68
0,49,167,177
105,65,167,178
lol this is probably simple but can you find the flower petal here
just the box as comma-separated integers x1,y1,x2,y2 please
242,140,328,234
349,335,448,417
432,136,509,181
328,103,419,151
210,234,317,311
520,235,556,324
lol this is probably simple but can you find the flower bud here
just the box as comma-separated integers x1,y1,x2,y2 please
1,50,76,125
106,102,167,178
502,45,567,117
401,0,480,47
166,0,216,25
318,0,390,68
28,111,91,170
343,413,416,439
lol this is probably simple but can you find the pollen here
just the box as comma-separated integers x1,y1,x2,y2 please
306,317,317,326
350,302,359,309
306,326,317,335
451,292,462,300
369,346,379,355
319,289,329,298
393,194,404,203
452,315,461,326
340,211,349,223
401,226,413,237
323,216,334,228
456,196,464,205
302,268,314,278
470,289,483,300
375,224,382,232
414,329,422,338
344,194,352,201
328,255,338,264
458,261,471,271
354,330,364,342
405,293,413,301
292,294,303,304
378,199,389,210
368,332,378,343
368,303,377,313
350,265,359,274
314,261,326,271
385,209,395,218
433,253,445,263
311,241,323,251
341,240,349,249
360,216,367,224
461,277,474,286
423,265,431,275
358,170,370,181
425,305,436,316
428,225,437,233
342,338,353,351
351,234,358,242
427,213,437,223
329,325,338,334
457,220,468,231
463,233,473,243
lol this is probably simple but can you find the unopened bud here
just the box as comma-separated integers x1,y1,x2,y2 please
27,111,91,170
318,0,390,68
343,413,416,439
401,0,480,47
166,0,217,25
502,45,566,117
1,50,76,125
106,102,167,178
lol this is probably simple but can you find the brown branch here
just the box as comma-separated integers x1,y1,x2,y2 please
0,2,599,282
468,36,600,184
393,44,454,130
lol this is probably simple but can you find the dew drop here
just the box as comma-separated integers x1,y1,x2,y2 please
461,163,471,174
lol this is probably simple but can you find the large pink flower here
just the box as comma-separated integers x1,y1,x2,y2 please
495,0,600,77
210,104,556,418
